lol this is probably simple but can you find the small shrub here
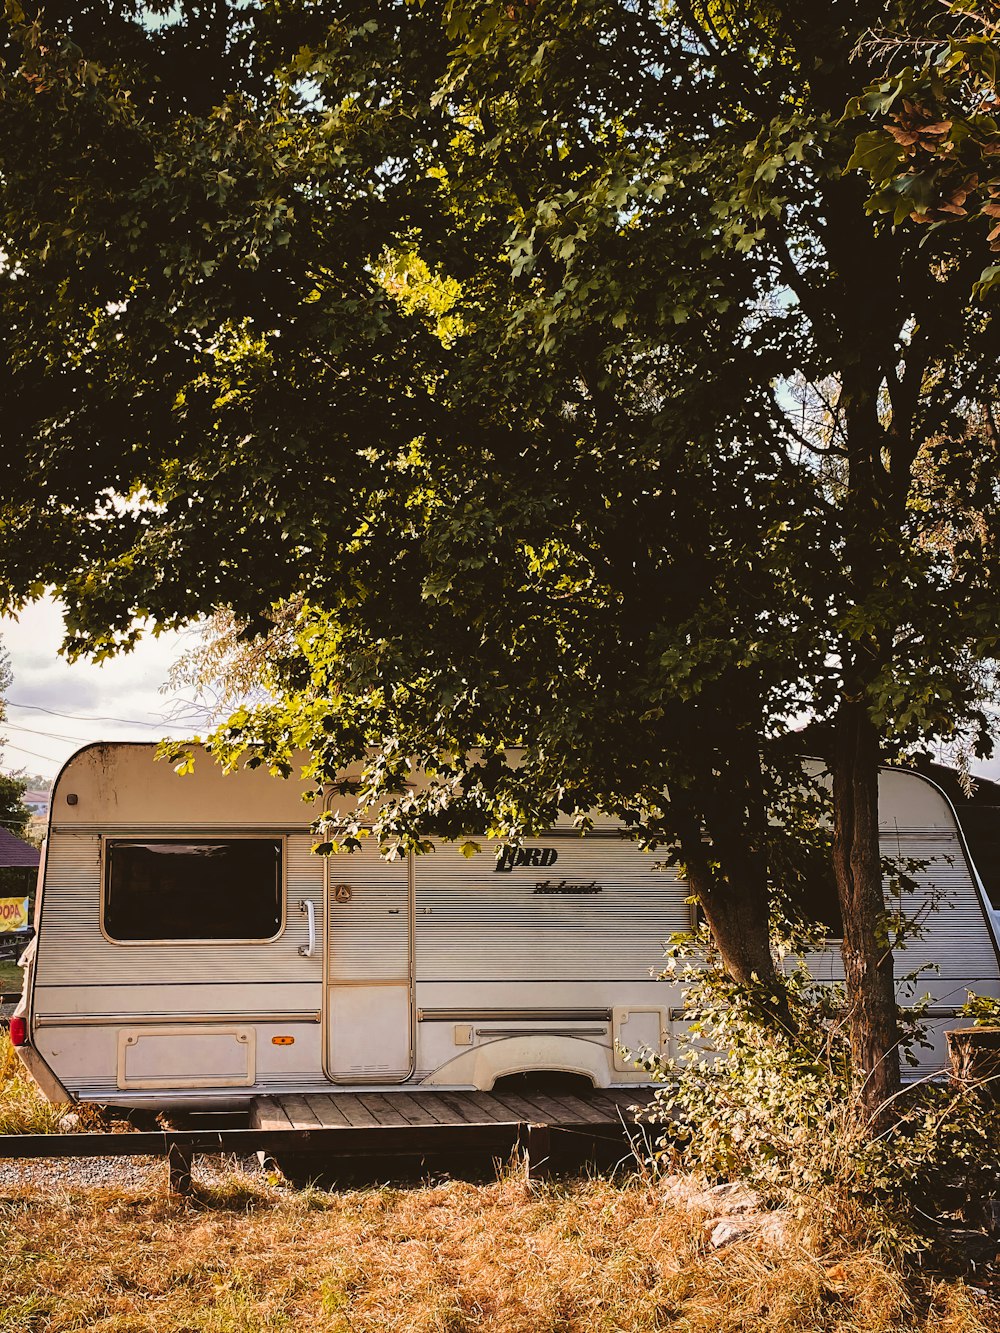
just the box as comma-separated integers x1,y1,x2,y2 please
641,928,1000,1244
958,992,1000,1027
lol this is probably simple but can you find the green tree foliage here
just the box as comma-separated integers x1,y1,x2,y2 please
3,0,1000,1108
0,772,30,844
647,927,1000,1243
0,641,30,842
849,3,1000,294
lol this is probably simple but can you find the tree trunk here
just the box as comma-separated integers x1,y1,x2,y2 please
831,697,900,1114
674,733,790,1027
687,855,778,986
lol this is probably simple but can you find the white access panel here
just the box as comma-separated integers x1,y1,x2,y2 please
327,984,412,1079
117,1026,255,1089
612,1006,668,1072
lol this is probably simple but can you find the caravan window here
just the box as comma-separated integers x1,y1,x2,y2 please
793,870,844,940
104,839,283,942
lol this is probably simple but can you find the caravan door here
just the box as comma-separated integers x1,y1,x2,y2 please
324,844,413,1082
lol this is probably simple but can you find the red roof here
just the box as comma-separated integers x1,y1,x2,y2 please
0,828,39,869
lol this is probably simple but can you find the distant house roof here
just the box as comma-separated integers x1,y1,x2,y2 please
0,828,39,869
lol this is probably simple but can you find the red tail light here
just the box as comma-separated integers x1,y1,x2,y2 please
9,1016,26,1047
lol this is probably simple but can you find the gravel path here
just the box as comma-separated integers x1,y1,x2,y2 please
0,1152,269,1192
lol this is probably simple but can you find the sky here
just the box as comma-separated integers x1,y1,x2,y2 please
0,597,199,781
4,595,1000,789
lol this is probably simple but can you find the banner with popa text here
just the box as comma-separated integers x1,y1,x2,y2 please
0,898,29,932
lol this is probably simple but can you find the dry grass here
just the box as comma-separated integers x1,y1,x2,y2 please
0,1031,112,1134
0,1036,995,1329
0,1030,70,1135
0,1166,995,1333
0,960,23,990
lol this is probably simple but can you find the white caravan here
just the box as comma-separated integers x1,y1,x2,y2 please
13,742,1000,1109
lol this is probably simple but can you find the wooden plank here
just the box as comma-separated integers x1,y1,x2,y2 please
519,1093,609,1126
280,1094,323,1130
250,1098,295,1132
307,1094,374,1128
386,1093,448,1127
481,1091,530,1121
356,1093,411,1127
602,1091,653,1121
301,1095,353,1128
604,1087,651,1106
408,1090,471,1124
272,1087,651,1132
487,1089,638,1128
0,1125,520,1159
472,1093,527,1123
435,1092,514,1124
536,1093,616,1125
486,1091,548,1123
406,1092,462,1125
442,1092,507,1125
568,1095,631,1126
267,1100,297,1130
500,1092,568,1122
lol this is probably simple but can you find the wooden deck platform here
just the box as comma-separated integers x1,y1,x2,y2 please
252,1087,651,1132
250,1088,656,1175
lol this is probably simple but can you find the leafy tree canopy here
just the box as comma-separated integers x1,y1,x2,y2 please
849,1,1000,294
0,771,30,843
2,1,995,785
5,0,1000,1097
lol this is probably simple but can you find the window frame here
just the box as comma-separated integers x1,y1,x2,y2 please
100,833,287,946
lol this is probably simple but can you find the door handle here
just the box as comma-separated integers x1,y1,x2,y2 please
298,899,316,957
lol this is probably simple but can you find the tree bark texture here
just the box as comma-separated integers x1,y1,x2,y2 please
684,853,776,989
675,733,790,1026
832,698,901,1113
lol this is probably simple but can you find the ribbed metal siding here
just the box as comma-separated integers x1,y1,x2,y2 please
804,827,1000,996
36,824,998,996
34,831,323,997
414,840,687,981
412,827,999,987
326,846,409,983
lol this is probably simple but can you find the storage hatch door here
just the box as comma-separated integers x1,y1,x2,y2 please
325,844,413,1082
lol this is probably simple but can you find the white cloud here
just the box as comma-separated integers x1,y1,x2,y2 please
0,597,194,778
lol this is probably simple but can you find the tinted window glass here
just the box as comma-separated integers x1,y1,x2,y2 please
793,867,844,939
693,863,844,939
104,839,282,941
772,837,844,939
